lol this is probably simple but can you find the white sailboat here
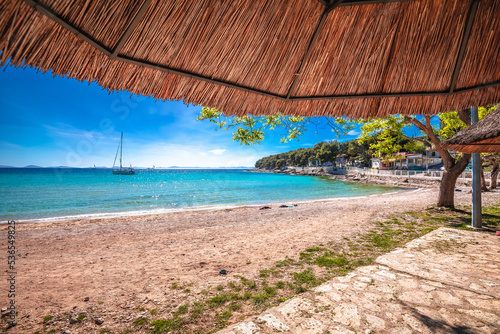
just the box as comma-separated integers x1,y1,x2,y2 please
112,132,135,175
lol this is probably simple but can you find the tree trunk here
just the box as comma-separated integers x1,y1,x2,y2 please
491,160,499,189
480,165,488,192
437,167,463,207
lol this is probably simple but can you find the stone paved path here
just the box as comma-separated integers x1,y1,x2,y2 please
218,228,500,334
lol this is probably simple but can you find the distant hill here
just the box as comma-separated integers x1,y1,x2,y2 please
23,165,43,168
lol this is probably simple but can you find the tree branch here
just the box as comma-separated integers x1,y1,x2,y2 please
404,116,454,168
457,108,471,126
401,134,431,147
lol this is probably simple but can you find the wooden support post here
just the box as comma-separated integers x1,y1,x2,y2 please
471,106,482,229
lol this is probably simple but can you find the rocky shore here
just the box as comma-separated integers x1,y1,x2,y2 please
249,167,448,189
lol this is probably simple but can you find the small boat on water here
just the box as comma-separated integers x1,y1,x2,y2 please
112,132,135,175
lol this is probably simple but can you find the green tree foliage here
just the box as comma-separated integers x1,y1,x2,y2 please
359,105,498,207
254,139,372,169
197,107,357,145
255,141,338,169
358,116,426,162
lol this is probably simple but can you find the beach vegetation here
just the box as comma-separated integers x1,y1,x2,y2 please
315,253,349,267
293,268,317,285
132,317,148,326
209,293,232,307
228,302,241,311
42,315,53,323
76,314,86,322
190,302,205,318
150,309,158,316
216,285,224,291
150,318,184,333
174,304,188,316
305,246,325,252
276,258,295,267
100,329,111,334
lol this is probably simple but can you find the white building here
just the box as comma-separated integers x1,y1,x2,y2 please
371,151,442,170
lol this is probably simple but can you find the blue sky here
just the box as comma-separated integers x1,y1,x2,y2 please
0,65,362,168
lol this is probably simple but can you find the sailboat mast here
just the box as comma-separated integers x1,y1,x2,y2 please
120,132,123,169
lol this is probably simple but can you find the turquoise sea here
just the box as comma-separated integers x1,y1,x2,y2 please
0,168,403,222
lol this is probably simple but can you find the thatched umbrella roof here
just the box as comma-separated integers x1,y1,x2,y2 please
442,106,500,153
0,0,499,118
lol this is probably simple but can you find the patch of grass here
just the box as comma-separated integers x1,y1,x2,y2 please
263,286,276,296
42,315,53,323
241,279,257,289
150,309,158,316
228,302,241,311
252,291,271,306
150,318,184,334
174,304,188,316
100,329,111,334
299,252,314,261
276,258,294,267
305,246,324,252
133,317,148,327
171,282,179,289
315,254,349,268
276,281,285,289
136,307,145,311
190,302,205,318
209,293,232,307
228,281,242,291
76,314,86,322
293,268,316,285
259,269,269,277
215,311,232,328
217,310,232,320
216,285,224,291
368,233,396,250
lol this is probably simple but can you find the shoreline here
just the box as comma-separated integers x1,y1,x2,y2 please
2,178,411,224
251,167,444,188
3,185,413,225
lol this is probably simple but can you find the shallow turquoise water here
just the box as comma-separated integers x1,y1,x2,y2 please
0,168,403,221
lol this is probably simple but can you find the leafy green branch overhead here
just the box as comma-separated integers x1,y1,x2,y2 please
197,107,357,145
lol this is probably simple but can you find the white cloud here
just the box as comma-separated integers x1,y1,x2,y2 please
128,142,259,167
209,149,226,155
347,130,360,136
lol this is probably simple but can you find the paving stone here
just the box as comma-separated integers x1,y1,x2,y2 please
278,297,312,318
297,317,326,333
257,314,290,332
434,291,462,306
364,313,385,329
402,313,423,332
234,321,261,334
331,303,361,327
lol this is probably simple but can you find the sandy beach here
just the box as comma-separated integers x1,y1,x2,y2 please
2,187,500,333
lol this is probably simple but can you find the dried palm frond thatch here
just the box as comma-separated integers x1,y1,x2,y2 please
442,106,500,153
0,0,499,118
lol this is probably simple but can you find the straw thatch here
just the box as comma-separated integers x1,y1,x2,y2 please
442,107,500,153
0,0,499,118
